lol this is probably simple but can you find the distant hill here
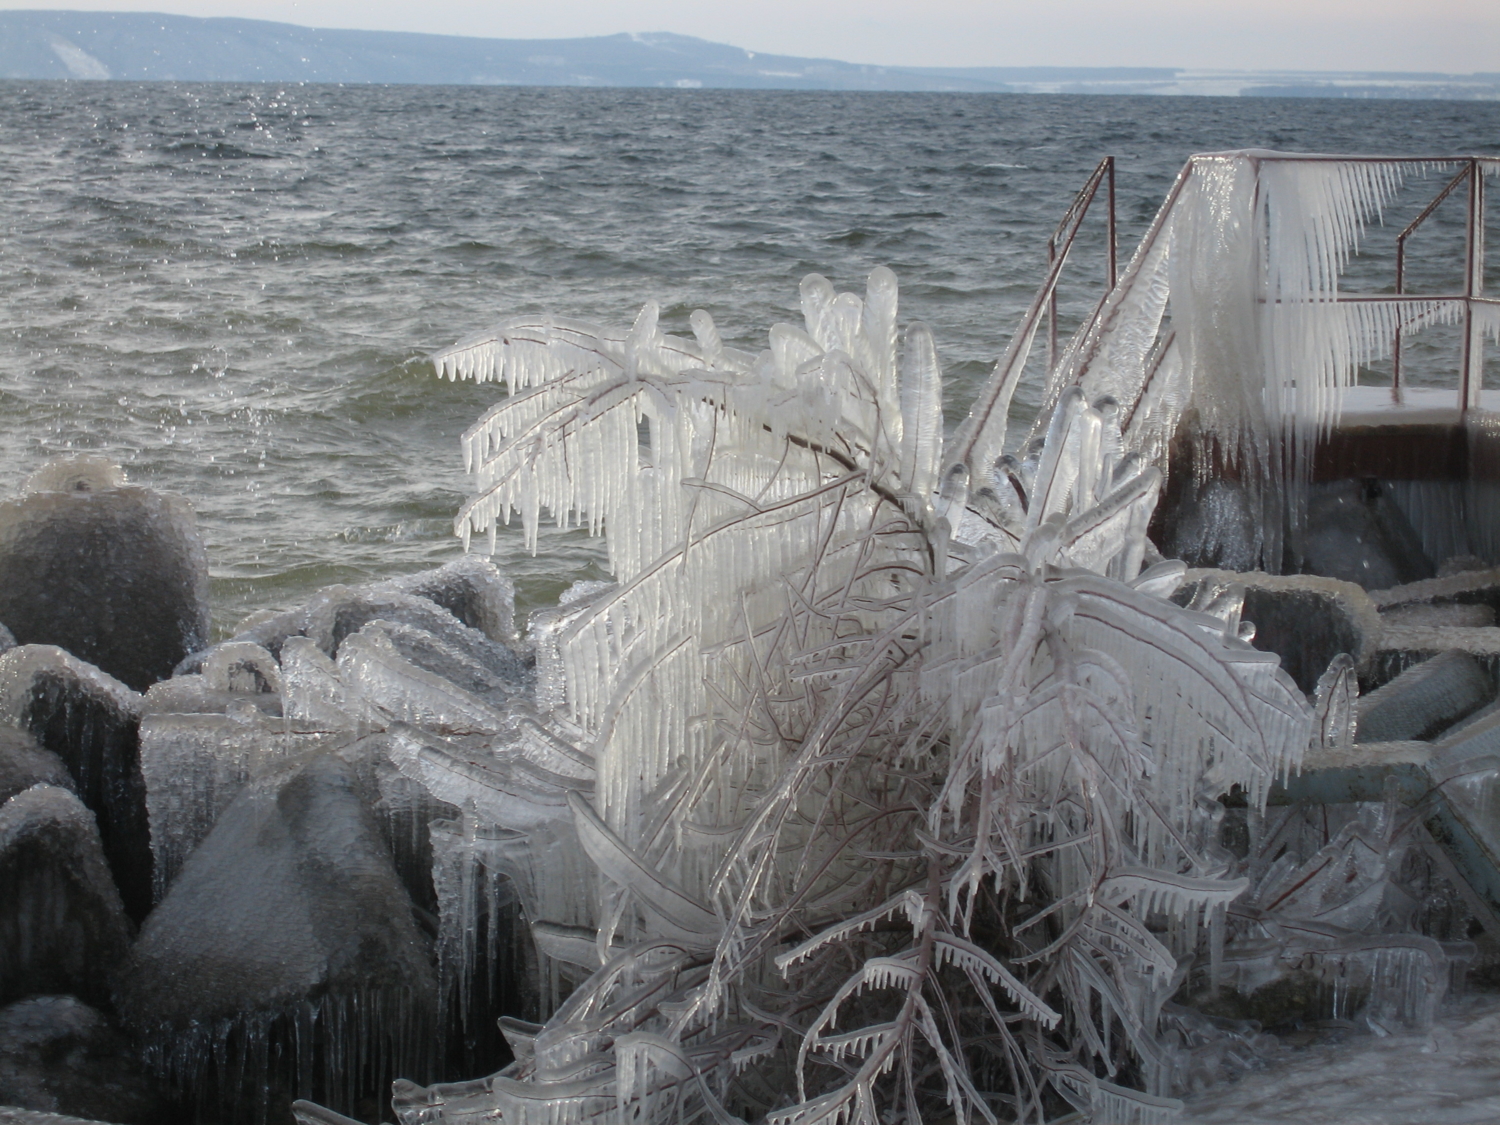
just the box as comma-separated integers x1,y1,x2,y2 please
2,10,1497,100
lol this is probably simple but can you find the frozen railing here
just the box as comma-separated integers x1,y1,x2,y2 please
1390,157,1493,406
954,152,1500,484
946,150,1500,575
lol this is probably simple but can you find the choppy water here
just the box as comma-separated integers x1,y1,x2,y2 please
1,82,1495,633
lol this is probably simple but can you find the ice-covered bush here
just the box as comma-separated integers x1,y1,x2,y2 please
400,268,1312,1124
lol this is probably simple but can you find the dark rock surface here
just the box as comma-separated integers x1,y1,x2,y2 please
0,647,151,922
118,751,438,1120
0,996,158,1125
0,787,132,1009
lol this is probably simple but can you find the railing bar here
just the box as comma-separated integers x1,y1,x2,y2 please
1047,238,1058,375
1396,165,1472,245
1262,294,1470,304
1118,328,1174,435
1106,158,1118,290
1462,163,1482,410
950,157,1170,472
1048,159,1110,247
1246,154,1486,164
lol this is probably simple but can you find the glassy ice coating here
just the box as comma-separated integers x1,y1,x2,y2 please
391,265,1315,1125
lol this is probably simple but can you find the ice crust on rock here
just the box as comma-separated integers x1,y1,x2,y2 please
119,750,438,1120
124,750,435,1022
0,1111,126,1125
0,458,209,692
0,728,71,807
1297,481,1434,591
1177,994,1500,1124
1177,569,1379,694
1380,603,1496,629
0,786,132,1010
118,559,553,1119
337,626,511,735
382,556,520,645
1356,650,1491,743
139,710,352,897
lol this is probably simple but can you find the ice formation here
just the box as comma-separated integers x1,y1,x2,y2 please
0,646,153,921
6,153,1496,1125
0,783,132,1010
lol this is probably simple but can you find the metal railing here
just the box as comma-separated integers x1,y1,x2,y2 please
947,156,1126,474
952,152,1498,481
1390,158,1492,406
1045,157,1117,374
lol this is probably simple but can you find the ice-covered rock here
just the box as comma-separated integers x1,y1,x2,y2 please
1156,472,1268,575
1179,569,1379,694
118,750,437,1120
140,673,282,720
220,566,528,697
138,708,353,898
306,586,525,682
1297,480,1434,591
1356,650,1491,743
1379,602,1496,629
278,637,363,730
1371,565,1500,612
0,457,209,692
0,786,131,1009
382,556,518,645
0,996,158,1124
0,1110,124,1125
337,625,511,735
0,648,150,921
201,642,282,695
122,749,435,1022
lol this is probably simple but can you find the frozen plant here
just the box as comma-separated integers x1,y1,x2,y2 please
400,269,1312,1124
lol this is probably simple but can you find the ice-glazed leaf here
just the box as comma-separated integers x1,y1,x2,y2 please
1098,868,1249,916
930,933,1059,1027
569,791,721,944
898,322,943,511
1313,652,1358,752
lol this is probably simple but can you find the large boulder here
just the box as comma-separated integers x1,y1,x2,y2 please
0,456,209,692
0,787,131,1009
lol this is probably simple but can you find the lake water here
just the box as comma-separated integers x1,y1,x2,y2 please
1,82,1495,633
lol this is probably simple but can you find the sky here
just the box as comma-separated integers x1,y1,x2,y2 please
2,0,1498,72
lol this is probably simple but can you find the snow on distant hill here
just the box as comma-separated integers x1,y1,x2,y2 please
1,10,1496,99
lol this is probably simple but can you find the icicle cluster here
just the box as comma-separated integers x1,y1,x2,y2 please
383,266,1314,1125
